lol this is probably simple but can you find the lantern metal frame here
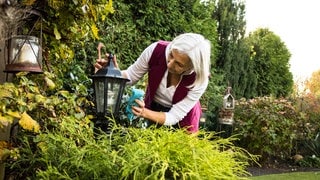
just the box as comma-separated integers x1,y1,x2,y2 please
90,54,129,131
4,9,43,73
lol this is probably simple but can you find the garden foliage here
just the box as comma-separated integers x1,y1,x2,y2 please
295,92,320,167
0,73,257,179
0,72,92,177
31,120,255,179
233,96,320,164
3,0,320,178
245,29,293,98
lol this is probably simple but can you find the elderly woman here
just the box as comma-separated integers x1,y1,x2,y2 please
95,33,211,133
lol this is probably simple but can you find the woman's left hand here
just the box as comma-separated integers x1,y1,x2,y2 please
131,99,145,117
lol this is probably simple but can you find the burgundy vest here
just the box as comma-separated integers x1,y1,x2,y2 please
144,40,201,132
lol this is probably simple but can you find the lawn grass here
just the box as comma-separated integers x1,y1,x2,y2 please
248,171,320,180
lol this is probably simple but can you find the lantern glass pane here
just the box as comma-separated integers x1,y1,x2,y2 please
10,35,40,65
95,80,105,113
106,80,120,113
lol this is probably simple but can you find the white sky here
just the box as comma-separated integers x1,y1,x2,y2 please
245,0,320,81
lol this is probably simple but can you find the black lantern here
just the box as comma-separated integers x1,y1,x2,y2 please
4,9,43,73
90,54,129,130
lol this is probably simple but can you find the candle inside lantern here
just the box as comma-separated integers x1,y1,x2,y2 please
9,35,40,65
18,43,38,64
107,90,115,106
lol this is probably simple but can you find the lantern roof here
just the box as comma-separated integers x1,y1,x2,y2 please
92,66,122,78
91,54,129,80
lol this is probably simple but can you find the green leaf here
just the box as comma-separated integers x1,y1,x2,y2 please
54,25,61,40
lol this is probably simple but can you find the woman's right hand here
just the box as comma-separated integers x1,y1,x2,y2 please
94,42,119,73
94,58,108,73
94,54,119,73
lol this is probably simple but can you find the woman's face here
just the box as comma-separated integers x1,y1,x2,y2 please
167,49,193,75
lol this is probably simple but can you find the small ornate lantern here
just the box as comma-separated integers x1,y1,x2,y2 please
4,9,43,73
90,54,129,130
218,87,235,125
223,87,235,109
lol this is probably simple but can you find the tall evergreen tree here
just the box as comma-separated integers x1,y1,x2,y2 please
246,28,293,97
213,0,255,98
234,39,258,98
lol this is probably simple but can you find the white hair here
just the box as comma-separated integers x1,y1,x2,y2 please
168,33,211,88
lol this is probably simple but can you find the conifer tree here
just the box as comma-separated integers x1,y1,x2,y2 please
246,28,293,97
213,0,256,98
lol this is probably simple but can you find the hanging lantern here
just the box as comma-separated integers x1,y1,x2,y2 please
5,35,42,72
4,9,43,73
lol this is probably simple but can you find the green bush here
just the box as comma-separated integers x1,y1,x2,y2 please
233,97,305,162
115,127,255,179
298,156,320,168
1,73,93,178
2,73,257,179
11,119,257,179
299,131,320,168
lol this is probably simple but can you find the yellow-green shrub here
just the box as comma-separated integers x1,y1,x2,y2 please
34,121,256,179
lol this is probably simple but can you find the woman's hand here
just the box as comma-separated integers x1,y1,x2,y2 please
131,99,146,118
94,58,108,73
131,99,166,125
94,42,119,73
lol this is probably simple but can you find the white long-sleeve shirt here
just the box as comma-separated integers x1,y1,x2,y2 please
123,42,208,125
